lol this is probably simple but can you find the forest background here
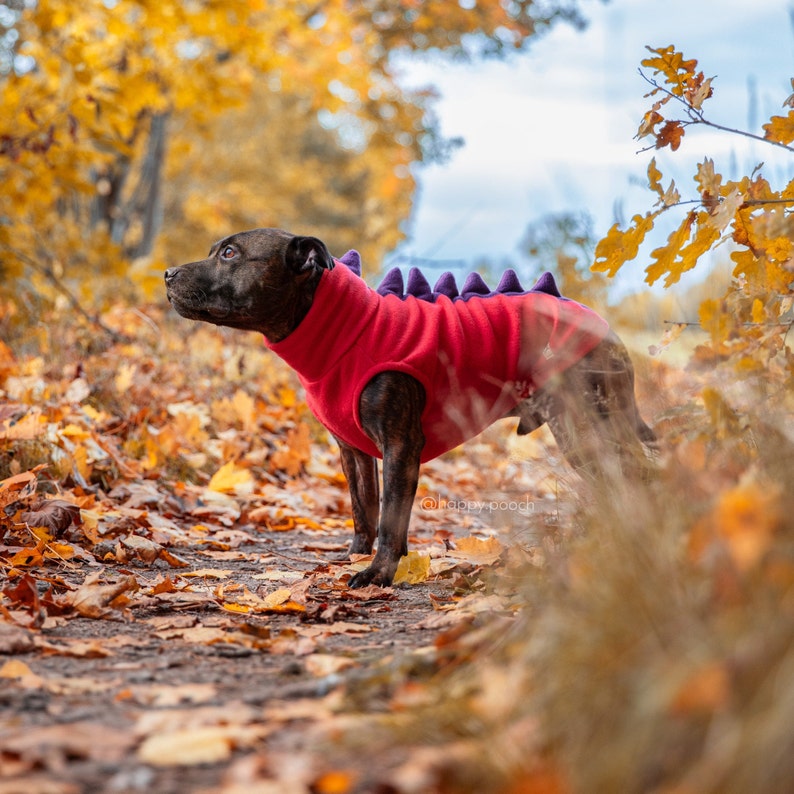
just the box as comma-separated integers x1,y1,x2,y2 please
1,1,793,792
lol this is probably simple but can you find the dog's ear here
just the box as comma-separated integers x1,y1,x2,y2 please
285,235,335,275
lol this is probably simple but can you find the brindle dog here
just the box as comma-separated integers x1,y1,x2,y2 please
165,228,655,587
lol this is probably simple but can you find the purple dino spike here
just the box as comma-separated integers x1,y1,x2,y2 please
406,268,434,301
461,272,491,298
376,267,405,298
338,250,361,277
433,272,459,300
530,271,563,298
495,269,524,294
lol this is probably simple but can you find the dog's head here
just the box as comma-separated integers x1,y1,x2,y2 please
164,228,335,342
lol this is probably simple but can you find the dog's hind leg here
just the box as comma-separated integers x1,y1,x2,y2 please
516,332,656,481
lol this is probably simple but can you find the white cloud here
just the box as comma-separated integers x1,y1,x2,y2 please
393,0,794,292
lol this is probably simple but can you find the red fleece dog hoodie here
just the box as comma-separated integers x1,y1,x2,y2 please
267,252,609,463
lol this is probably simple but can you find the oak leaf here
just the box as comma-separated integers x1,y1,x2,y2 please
647,157,663,197
763,110,794,145
208,460,254,494
67,572,139,619
592,212,659,277
656,120,684,151
641,46,698,95
393,551,431,585
695,157,721,210
644,211,696,286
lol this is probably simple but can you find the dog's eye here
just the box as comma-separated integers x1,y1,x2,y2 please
220,245,236,260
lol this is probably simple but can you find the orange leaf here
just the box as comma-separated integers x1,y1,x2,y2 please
655,120,684,151
312,770,357,794
763,111,794,145
669,662,730,716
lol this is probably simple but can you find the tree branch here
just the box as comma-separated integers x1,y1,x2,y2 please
637,70,794,154
5,246,127,343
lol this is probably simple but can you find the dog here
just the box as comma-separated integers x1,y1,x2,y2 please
165,228,656,587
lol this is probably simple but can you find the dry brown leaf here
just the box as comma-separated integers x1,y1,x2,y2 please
0,623,36,654
127,683,218,707
36,638,113,659
67,573,139,619
304,653,359,678
0,721,134,764
20,498,82,535
137,724,266,766
181,568,234,579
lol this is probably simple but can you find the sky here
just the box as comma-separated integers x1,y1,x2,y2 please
389,0,794,295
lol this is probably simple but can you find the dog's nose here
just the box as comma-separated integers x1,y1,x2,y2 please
164,267,179,284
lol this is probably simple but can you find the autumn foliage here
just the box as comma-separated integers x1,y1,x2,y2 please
1,15,794,792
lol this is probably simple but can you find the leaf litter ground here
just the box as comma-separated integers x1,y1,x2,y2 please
0,306,590,793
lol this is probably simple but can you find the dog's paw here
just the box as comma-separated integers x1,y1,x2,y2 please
348,564,394,589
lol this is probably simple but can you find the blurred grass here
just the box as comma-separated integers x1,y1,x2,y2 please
328,349,794,794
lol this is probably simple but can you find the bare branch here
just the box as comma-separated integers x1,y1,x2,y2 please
637,70,794,154
4,245,127,343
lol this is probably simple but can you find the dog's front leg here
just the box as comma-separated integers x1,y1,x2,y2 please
348,372,425,588
336,438,379,556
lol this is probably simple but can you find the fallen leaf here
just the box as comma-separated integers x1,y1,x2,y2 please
127,683,217,707
393,551,432,585
67,573,139,619
136,725,263,766
304,653,359,677
0,721,133,763
450,535,504,566
312,769,358,794
208,460,254,494
0,623,36,654
0,658,37,679
181,568,233,579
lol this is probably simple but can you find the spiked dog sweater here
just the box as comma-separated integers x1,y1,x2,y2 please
267,252,609,463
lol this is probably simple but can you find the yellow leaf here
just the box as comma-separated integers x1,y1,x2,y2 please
763,111,794,145
208,460,254,494
182,568,233,579
645,211,696,286
641,46,698,96
698,299,732,345
672,215,721,285
60,423,90,440
751,298,765,324
393,551,431,585
453,535,504,565
137,727,234,766
592,212,659,277
647,157,663,197
0,659,35,679
269,422,312,477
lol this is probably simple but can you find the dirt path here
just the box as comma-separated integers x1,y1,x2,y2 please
1,449,565,794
